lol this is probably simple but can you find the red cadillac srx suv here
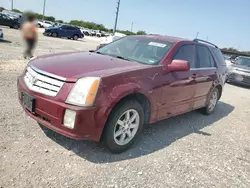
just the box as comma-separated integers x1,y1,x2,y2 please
17,35,227,153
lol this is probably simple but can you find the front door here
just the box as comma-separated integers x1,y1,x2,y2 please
157,44,198,120
59,26,68,37
192,45,218,109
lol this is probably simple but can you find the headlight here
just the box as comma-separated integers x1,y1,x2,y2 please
66,77,101,106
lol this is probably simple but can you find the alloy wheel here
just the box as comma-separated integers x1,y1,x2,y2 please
113,109,140,146
208,90,218,111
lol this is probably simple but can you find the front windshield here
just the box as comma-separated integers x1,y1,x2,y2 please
236,57,250,67
96,36,173,65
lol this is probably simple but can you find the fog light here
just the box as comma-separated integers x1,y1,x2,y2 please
63,109,76,129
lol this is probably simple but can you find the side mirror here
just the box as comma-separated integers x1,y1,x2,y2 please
167,60,190,72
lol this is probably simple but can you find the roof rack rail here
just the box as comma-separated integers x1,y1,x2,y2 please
193,39,218,48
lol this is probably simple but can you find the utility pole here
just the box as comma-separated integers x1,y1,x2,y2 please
113,0,121,34
11,0,13,10
42,0,46,20
131,22,133,32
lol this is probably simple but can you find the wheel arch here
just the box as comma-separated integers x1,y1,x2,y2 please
214,84,223,99
110,92,151,124
99,91,151,141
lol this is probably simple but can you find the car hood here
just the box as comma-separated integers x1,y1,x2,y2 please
231,64,250,73
29,52,148,81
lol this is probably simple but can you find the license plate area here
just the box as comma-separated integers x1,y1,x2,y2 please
21,92,36,113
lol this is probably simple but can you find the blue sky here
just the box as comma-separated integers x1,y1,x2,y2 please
1,0,250,50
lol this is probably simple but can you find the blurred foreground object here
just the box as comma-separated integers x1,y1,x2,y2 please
22,12,38,59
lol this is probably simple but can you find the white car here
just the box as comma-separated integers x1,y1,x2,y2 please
37,20,53,28
96,32,126,49
0,28,3,40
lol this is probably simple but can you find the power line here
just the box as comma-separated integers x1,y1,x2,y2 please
113,0,121,34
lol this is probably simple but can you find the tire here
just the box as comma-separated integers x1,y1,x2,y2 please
103,100,144,153
73,35,79,40
13,24,19,29
52,32,58,37
200,87,219,115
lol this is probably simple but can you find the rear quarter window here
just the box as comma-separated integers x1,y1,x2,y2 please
210,48,226,66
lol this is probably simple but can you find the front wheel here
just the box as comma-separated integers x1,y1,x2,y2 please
103,100,144,153
200,87,219,115
52,32,58,37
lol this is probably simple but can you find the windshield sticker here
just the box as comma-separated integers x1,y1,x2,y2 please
149,60,155,63
148,42,166,48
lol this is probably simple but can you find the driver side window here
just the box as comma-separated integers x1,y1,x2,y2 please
173,45,196,68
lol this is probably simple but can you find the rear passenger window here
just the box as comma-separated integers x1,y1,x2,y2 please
196,45,215,68
173,45,196,68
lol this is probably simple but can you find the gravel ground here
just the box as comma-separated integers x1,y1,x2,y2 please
0,27,250,188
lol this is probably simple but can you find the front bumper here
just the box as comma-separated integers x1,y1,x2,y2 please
227,72,250,86
17,76,104,141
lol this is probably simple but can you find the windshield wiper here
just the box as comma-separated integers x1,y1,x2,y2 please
112,55,133,62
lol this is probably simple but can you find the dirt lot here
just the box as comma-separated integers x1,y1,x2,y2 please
0,27,250,188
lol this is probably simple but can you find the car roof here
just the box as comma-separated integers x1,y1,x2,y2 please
134,34,220,49
134,34,189,43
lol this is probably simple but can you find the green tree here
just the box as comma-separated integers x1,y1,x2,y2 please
0,7,5,12
45,16,55,22
12,9,22,13
55,20,64,23
117,30,135,35
136,30,146,35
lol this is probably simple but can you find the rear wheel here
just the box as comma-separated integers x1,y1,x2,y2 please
200,87,219,115
73,35,79,40
52,32,58,37
103,100,144,153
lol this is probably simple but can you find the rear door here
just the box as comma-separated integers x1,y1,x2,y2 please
192,45,218,109
67,26,77,37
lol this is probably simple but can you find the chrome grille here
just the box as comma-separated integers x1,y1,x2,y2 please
24,66,64,97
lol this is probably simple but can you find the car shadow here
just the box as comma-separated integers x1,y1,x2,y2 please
226,82,250,89
41,101,234,163
0,39,12,43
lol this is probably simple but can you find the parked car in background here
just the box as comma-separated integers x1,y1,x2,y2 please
37,20,53,28
96,30,109,37
0,13,20,29
2,10,22,20
43,25,84,40
17,36,226,153
96,32,126,50
0,28,4,40
227,56,250,86
81,28,92,36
